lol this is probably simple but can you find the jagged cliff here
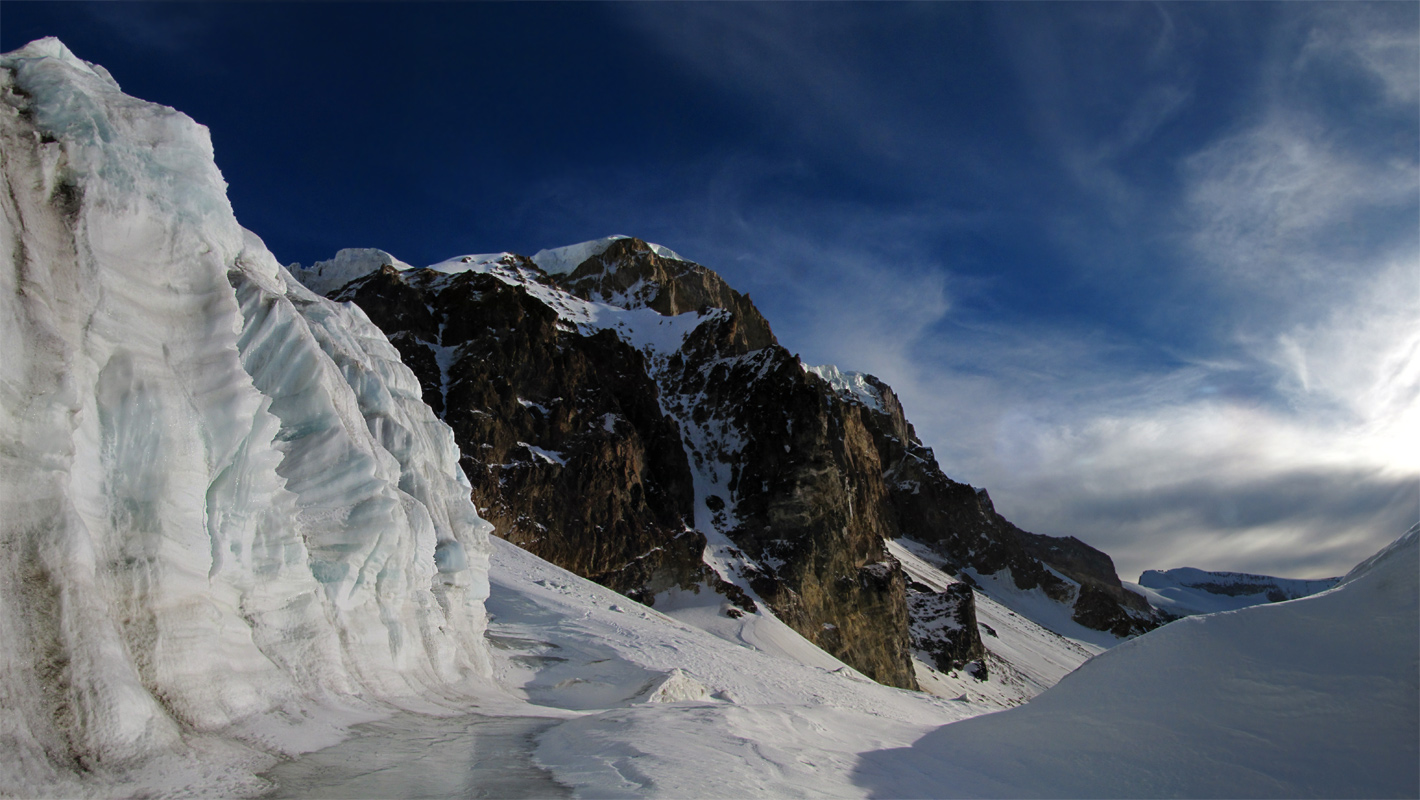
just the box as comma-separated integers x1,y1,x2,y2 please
293,236,1160,689
833,373,1155,637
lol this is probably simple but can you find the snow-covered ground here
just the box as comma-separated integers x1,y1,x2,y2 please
254,536,987,799
858,524,1420,799
257,527,1419,799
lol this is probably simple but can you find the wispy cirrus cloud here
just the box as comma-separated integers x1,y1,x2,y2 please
566,4,1418,580
1181,114,1417,299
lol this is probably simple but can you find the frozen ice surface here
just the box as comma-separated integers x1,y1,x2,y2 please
261,713,572,800
0,38,492,796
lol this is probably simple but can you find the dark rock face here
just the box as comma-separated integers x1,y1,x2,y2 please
1017,530,1153,613
653,331,919,689
1071,584,1149,637
334,261,715,601
908,582,988,676
324,244,922,689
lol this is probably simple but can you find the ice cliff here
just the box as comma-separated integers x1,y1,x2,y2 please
0,39,493,793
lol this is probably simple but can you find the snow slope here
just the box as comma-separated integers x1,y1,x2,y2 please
887,539,1101,708
0,39,493,797
858,524,1420,798
259,535,988,799
1127,567,1340,618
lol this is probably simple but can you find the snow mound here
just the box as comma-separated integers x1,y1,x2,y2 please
0,38,493,796
289,247,414,295
803,363,886,413
1340,521,1417,585
857,524,1420,798
641,669,715,704
531,235,685,275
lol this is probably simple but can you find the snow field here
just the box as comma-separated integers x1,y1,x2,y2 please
1126,566,1340,618
487,538,985,799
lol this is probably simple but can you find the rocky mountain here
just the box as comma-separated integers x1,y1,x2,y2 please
292,236,1161,692
811,367,1155,638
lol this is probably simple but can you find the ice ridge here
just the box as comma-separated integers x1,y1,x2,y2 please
0,38,493,794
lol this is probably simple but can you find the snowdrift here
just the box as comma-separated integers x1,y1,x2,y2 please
857,524,1420,798
0,39,494,795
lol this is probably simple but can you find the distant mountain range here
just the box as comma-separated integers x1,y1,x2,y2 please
1127,567,1340,618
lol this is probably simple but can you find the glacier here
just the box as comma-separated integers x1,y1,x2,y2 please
0,39,492,795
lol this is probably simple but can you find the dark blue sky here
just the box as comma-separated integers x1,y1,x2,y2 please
4,3,1416,579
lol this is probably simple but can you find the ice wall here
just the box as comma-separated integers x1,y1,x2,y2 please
0,38,492,792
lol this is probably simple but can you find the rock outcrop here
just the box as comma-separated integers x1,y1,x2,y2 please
907,581,988,676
